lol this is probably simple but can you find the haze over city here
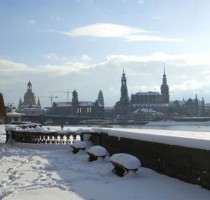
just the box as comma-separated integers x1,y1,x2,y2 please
1,0,210,107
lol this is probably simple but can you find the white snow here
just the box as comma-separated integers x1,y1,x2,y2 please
5,124,210,150
92,127,210,150
86,145,107,157
71,141,86,149
1,125,210,199
110,153,141,169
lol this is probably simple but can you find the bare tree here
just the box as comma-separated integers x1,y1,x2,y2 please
0,93,6,118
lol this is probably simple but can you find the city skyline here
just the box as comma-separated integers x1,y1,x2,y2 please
1,0,210,107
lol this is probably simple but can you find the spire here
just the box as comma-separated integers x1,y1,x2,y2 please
163,63,166,75
160,65,169,103
120,69,130,106
162,65,167,84
121,69,126,86
27,81,32,91
37,98,41,107
19,97,22,108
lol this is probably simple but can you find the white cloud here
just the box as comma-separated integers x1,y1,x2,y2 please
171,80,204,91
29,20,37,25
126,35,184,42
63,23,147,38
1,52,210,107
44,53,59,60
59,23,184,42
107,52,210,66
137,0,144,4
43,53,69,62
81,54,91,62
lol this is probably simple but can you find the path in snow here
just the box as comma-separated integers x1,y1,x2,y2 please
0,142,210,200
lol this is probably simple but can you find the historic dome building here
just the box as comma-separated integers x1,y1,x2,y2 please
18,81,43,116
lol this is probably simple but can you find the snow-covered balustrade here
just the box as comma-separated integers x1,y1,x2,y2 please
70,141,87,154
86,145,108,162
4,125,210,189
6,125,85,145
88,128,210,190
110,153,141,177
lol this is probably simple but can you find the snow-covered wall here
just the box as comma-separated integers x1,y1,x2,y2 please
6,125,210,189
90,131,210,190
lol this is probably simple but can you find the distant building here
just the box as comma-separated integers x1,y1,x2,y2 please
50,89,104,119
17,81,43,116
114,70,131,116
98,90,104,106
131,69,169,109
114,69,170,119
171,95,207,117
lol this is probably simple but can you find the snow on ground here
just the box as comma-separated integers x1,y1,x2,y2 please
1,125,210,199
1,142,210,200
146,120,210,127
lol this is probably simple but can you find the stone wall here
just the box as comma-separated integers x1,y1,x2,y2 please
90,133,210,190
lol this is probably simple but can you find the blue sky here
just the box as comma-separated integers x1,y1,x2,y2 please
1,0,210,107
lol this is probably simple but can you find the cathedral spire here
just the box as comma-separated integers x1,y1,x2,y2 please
37,98,41,108
18,97,22,108
27,81,32,91
162,67,167,84
120,69,130,105
160,66,169,103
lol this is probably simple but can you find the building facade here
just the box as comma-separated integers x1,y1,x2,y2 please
131,69,170,109
114,69,170,119
17,81,43,116
50,89,104,119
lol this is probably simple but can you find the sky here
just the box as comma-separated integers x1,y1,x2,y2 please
1,0,210,107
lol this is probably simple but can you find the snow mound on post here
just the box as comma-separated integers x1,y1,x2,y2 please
35,126,44,131
71,141,86,149
110,153,141,169
87,145,107,157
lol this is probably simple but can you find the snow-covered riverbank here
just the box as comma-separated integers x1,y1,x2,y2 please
1,125,210,199
1,143,210,200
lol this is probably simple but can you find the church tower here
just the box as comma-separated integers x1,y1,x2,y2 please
37,98,41,108
114,69,131,116
23,81,36,107
18,98,22,108
120,69,130,106
72,90,79,115
160,68,169,103
98,90,104,106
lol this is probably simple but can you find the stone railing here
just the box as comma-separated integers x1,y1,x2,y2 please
90,132,210,190
5,126,210,190
6,126,85,144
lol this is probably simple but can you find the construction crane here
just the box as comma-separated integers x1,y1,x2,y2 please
36,94,58,107
50,90,72,102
